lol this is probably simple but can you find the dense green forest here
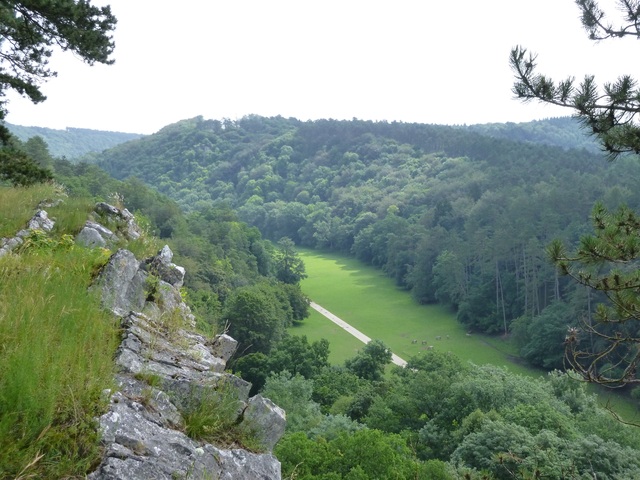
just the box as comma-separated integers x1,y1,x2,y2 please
88,114,640,375
463,117,600,153
6,123,143,159
5,126,640,479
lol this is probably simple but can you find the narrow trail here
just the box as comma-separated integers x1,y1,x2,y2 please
310,301,408,367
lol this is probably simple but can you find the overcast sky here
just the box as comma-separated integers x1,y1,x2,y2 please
4,0,637,135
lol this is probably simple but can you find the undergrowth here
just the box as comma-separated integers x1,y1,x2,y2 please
0,184,60,238
181,383,263,453
0,186,119,478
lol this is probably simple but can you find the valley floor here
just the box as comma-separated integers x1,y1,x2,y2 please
310,301,408,367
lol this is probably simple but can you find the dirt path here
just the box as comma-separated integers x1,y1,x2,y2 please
310,301,408,367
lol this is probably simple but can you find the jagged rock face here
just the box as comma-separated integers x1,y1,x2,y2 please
115,311,232,390
95,202,142,240
243,395,287,452
142,244,186,288
76,202,142,249
84,203,284,480
94,249,148,316
89,384,281,480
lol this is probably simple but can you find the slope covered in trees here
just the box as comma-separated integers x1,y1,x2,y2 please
9,127,640,479
89,114,640,372
464,117,601,152
6,123,144,159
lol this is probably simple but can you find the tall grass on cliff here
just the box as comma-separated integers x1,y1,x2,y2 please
0,184,59,237
0,188,119,478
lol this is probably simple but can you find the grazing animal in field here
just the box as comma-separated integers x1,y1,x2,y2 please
435,336,442,340
411,339,417,344
421,340,427,345
427,345,434,350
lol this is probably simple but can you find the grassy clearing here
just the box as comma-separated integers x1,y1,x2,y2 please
296,249,539,377
295,248,640,422
0,186,120,478
290,308,365,365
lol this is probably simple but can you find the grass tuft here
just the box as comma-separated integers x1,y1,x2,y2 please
0,184,60,237
181,383,263,452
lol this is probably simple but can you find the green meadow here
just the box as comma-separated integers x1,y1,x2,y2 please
291,248,640,422
292,248,539,377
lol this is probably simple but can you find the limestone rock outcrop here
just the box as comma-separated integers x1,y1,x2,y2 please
80,203,286,479
76,201,142,249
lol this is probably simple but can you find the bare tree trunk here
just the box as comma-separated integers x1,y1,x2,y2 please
496,260,508,335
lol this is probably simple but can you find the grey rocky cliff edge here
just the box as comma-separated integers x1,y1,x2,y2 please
80,203,286,480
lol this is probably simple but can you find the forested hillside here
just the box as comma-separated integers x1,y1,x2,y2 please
463,117,601,152
6,123,143,159
90,115,640,373
6,125,640,479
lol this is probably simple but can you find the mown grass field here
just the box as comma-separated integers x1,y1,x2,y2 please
292,248,539,376
291,247,640,422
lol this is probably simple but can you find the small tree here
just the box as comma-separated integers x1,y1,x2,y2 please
222,285,284,355
274,236,307,284
0,147,52,186
344,339,392,381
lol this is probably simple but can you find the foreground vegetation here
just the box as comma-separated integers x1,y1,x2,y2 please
0,185,118,478
267,347,640,479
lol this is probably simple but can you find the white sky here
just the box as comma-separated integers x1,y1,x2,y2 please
4,0,638,135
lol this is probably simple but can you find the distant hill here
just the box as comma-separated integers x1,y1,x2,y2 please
463,116,601,152
5,123,144,159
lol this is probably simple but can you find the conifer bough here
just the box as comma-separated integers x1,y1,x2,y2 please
0,0,116,142
511,0,640,159
512,0,640,390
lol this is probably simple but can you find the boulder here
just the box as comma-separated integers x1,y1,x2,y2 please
27,209,54,232
93,202,142,240
76,221,118,248
76,225,108,248
241,395,287,451
93,249,147,315
142,245,186,288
